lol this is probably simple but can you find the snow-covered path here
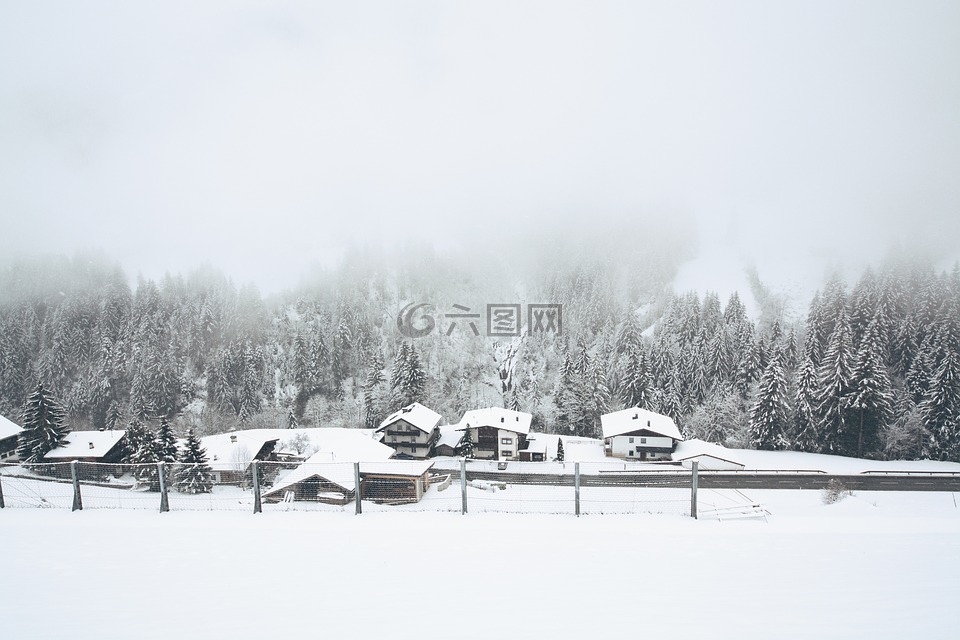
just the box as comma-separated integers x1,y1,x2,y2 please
2,490,958,640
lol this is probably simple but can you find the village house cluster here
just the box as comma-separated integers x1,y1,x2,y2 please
2,404,718,507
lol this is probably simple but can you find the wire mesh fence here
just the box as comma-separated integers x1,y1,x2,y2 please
0,460,718,517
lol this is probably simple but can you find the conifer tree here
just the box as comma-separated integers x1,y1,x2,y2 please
848,317,894,458
749,353,790,450
390,342,425,407
815,306,855,455
556,437,565,462
793,352,819,452
17,382,70,463
921,350,960,461
155,417,179,464
175,428,214,494
129,423,161,490
456,427,474,458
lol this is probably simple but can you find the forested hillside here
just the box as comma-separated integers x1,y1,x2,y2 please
1,247,957,461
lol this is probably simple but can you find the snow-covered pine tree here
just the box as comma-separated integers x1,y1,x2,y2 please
815,305,855,455
556,437,565,462
749,352,790,450
16,382,70,463
129,423,161,490
155,417,179,464
175,428,214,494
921,350,960,461
363,351,386,428
792,349,820,452
390,342,425,407
456,427,474,458
623,344,654,409
848,317,894,458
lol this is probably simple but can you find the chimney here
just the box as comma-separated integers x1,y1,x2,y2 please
647,420,651,427
500,417,504,423
632,413,638,420
88,442,95,450
230,434,237,443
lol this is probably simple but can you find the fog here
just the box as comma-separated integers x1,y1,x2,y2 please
2,1,958,298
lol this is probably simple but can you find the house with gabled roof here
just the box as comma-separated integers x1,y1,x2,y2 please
201,429,281,485
376,403,442,459
601,408,682,461
457,407,532,461
0,414,22,463
201,427,394,486
432,425,465,458
42,430,128,464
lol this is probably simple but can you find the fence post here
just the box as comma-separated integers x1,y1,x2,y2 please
575,462,581,517
0,468,5,509
252,461,262,514
690,460,699,519
354,462,362,515
460,457,468,515
71,461,82,511
158,462,169,513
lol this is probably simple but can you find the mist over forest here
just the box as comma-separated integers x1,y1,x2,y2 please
2,231,958,462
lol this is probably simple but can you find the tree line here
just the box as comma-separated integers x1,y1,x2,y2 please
0,251,957,461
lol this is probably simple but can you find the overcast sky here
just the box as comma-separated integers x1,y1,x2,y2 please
1,1,958,296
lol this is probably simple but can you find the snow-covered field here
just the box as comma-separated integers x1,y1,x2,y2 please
2,490,958,640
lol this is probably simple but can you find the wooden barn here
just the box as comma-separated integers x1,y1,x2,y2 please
264,459,435,505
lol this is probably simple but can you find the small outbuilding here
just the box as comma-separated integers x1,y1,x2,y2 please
672,439,745,471
432,425,465,457
264,457,434,505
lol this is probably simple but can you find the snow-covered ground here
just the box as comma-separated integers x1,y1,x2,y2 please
2,490,958,640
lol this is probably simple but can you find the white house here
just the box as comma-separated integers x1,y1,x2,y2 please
376,403,442,459
457,407,532,461
600,408,682,461
672,439,745,470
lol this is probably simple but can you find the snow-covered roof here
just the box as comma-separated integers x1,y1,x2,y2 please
435,425,465,450
0,414,22,440
672,439,745,469
520,435,548,455
265,457,431,498
201,430,281,472
288,428,396,463
360,460,434,477
601,408,682,441
377,403,442,434
266,458,358,495
43,430,126,460
203,427,394,471
458,407,532,435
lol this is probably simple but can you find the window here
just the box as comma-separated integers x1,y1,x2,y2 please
628,450,634,456
640,437,647,444
628,437,634,443
501,438,513,445
502,451,513,458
